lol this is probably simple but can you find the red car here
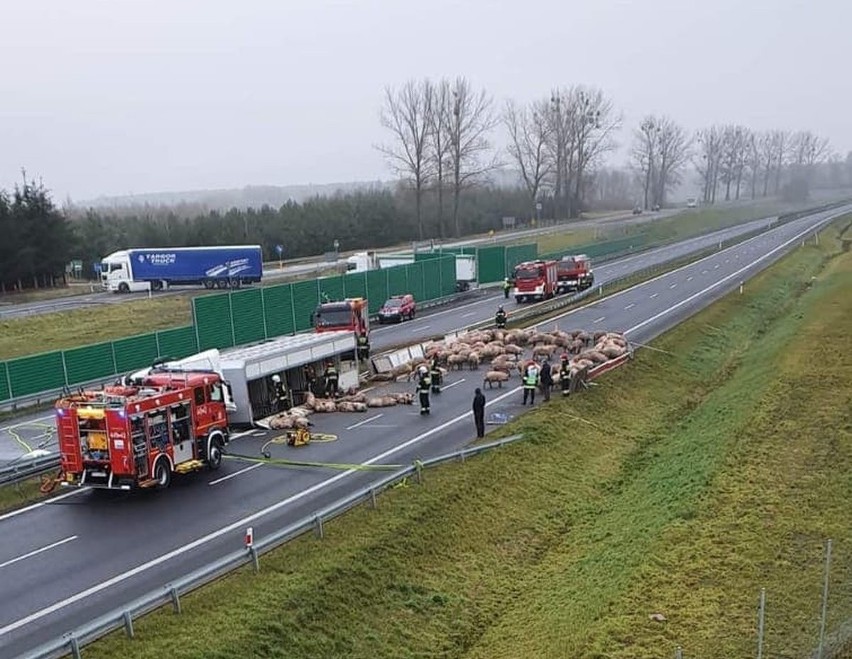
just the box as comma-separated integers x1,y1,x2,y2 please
378,294,416,323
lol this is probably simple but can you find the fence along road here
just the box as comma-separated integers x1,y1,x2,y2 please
0,211,788,466
0,204,847,659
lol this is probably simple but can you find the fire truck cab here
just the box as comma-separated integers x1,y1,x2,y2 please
312,297,369,335
55,371,230,491
512,260,558,303
556,253,594,293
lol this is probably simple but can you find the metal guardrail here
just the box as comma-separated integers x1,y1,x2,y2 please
19,433,527,659
0,454,60,488
2,203,834,481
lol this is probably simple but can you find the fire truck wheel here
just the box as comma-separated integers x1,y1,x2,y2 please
153,458,172,489
207,435,224,470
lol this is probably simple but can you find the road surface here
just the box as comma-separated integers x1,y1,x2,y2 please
0,204,846,658
0,212,782,464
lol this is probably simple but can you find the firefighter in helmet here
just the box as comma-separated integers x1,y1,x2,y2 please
429,355,442,394
357,330,370,362
324,360,339,398
495,305,507,329
416,365,431,415
502,277,512,299
271,374,289,412
560,353,572,397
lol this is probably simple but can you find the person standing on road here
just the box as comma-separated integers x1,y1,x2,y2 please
522,362,539,405
502,278,512,299
539,359,552,402
472,388,486,438
416,366,432,415
324,361,339,398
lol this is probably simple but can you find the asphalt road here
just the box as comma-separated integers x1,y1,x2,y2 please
0,212,780,464
0,207,686,321
0,204,846,658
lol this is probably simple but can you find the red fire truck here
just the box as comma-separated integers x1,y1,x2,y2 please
556,253,595,293
55,371,230,491
312,297,370,335
512,260,558,302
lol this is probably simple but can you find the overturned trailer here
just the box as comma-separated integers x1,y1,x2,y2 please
221,331,357,426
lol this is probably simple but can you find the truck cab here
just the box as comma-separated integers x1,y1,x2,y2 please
100,251,150,293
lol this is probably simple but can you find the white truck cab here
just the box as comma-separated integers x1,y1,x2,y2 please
100,251,150,293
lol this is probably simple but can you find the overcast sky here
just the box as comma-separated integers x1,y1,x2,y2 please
1,0,848,201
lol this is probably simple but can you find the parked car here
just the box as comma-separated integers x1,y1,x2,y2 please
378,294,416,323
686,197,698,208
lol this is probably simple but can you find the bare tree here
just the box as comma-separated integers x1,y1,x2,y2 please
445,77,499,237
746,131,763,200
503,99,552,217
695,126,724,204
758,131,776,197
719,125,748,202
570,86,620,216
772,130,791,194
378,79,434,239
653,117,691,208
791,130,832,167
632,117,658,210
428,79,452,239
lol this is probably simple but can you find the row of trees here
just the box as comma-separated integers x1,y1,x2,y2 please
380,77,840,226
0,177,76,292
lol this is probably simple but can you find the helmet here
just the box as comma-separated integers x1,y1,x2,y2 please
419,365,428,375
497,306,504,313
271,374,281,383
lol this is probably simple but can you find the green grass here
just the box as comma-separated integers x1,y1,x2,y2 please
82,217,852,658
0,476,47,512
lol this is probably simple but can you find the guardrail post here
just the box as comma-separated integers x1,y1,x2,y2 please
369,488,377,509
249,545,260,573
69,634,82,659
674,646,683,659
123,610,135,638
170,586,182,614
414,460,423,483
314,515,324,539
597,285,602,296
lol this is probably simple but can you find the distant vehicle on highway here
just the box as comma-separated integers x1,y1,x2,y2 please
100,245,263,293
632,204,643,215
377,294,416,323
686,197,698,208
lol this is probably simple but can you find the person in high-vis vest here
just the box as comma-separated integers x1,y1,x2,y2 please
357,331,370,362
502,278,512,299
324,361,339,398
416,366,432,414
430,356,442,394
522,363,539,405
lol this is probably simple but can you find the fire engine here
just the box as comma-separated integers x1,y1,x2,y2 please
55,370,230,491
556,254,595,293
313,297,370,336
512,260,558,303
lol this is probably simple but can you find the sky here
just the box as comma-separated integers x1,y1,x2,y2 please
1,0,849,202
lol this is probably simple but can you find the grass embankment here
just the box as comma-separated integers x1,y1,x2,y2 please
0,476,45,513
85,218,852,658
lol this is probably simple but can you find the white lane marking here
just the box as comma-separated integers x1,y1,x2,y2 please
0,536,77,570
687,276,693,282
650,293,658,299
0,414,54,433
0,488,89,524
229,430,258,440
461,312,477,318
593,316,605,324
441,378,466,391
625,216,839,337
346,414,384,430
208,463,263,486
702,270,708,275
714,264,719,269
725,259,730,263
0,386,522,638
669,283,677,289
416,325,430,331
624,303,635,310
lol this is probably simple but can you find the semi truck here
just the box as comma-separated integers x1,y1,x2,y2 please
347,251,477,291
100,245,264,293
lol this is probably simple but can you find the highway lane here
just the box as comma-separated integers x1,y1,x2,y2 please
0,205,846,657
0,213,781,463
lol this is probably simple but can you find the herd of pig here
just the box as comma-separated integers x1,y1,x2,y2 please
376,327,631,389
266,327,630,430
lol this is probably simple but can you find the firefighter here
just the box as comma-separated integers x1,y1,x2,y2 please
324,360,339,398
495,306,507,329
271,374,289,412
502,277,512,299
357,330,370,362
560,353,572,396
305,364,319,396
416,365,431,415
522,362,539,405
429,356,442,394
